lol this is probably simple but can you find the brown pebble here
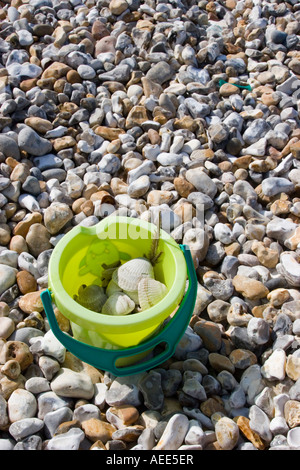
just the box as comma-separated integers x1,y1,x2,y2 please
81,418,116,444
91,19,110,40
18,290,46,314
9,235,28,254
19,78,38,92
25,223,51,258
90,440,106,450
284,400,300,428
90,190,115,205
0,341,33,371
81,200,94,217
24,117,53,134
232,275,269,300
174,177,196,198
54,419,82,436
66,70,82,84
94,126,126,141
236,416,266,450
193,320,222,352
72,197,87,214
208,353,235,374
200,397,225,417
0,224,11,245
16,271,37,294
13,212,43,238
229,349,257,369
1,360,21,380
0,302,9,317
219,83,241,96
41,62,71,80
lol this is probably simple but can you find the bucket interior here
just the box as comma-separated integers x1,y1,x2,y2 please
48,217,187,353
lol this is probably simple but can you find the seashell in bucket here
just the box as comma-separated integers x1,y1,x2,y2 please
106,278,122,297
74,284,107,313
123,289,139,305
112,257,154,292
138,278,168,311
102,292,136,316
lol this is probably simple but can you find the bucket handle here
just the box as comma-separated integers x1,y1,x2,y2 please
40,244,197,377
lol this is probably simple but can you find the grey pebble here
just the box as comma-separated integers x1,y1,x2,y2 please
9,418,44,441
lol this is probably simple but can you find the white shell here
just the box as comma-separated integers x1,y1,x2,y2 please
112,257,154,292
106,278,122,297
102,292,136,316
123,289,139,305
138,278,168,311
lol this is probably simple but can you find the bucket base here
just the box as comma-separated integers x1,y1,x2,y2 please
71,321,163,367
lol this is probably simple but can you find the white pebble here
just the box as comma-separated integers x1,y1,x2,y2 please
154,414,189,450
8,389,37,422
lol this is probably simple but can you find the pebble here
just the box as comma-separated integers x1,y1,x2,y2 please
81,418,116,444
261,349,287,381
154,414,189,450
43,407,74,438
43,203,73,234
215,417,239,450
249,405,273,443
45,428,85,450
50,368,94,399
0,264,17,296
9,418,44,441
18,127,52,157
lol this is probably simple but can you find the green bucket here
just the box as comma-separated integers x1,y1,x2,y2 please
41,216,197,376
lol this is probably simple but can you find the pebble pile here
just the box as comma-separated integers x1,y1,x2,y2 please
0,0,300,452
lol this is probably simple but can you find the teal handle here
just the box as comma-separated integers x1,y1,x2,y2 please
40,245,197,377
219,79,252,91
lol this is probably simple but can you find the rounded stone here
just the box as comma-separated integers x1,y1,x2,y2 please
9,418,44,441
50,368,94,399
18,127,52,156
0,134,20,160
16,270,37,294
25,224,51,258
0,340,33,371
0,264,16,296
154,413,189,450
0,316,15,339
215,417,239,450
7,389,37,422
17,288,44,313
43,203,73,235
208,353,235,374
193,320,222,352
81,418,116,444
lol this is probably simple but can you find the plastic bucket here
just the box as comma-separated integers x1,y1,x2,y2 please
41,216,197,376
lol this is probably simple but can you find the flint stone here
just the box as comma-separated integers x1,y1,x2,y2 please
18,127,52,156
0,134,20,160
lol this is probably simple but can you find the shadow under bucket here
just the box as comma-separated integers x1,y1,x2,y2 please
41,216,197,376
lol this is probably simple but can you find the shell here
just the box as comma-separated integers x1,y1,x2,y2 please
74,284,107,313
123,289,139,305
102,292,136,316
138,278,168,311
106,278,122,297
112,257,154,292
